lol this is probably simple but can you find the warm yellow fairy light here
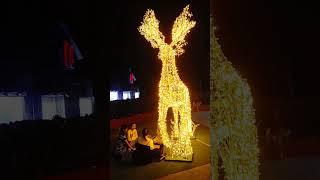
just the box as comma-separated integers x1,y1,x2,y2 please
138,5,196,160
210,17,260,179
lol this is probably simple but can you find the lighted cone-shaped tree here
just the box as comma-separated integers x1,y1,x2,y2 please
210,16,260,179
138,5,196,161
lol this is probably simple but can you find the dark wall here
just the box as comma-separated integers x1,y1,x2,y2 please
110,98,156,119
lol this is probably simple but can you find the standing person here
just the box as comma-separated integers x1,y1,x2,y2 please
278,128,291,159
265,127,272,158
138,128,165,161
196,99,201,112
114,124,135,161
127,123,138,147
191,121,200,139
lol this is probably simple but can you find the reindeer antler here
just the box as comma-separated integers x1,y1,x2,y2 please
138,9,165,49
170,5,196,56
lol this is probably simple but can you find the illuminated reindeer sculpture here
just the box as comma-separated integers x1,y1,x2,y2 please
138,5,196,160
210,17,259,179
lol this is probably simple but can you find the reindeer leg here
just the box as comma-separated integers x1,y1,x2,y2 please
173,104,193,158
158,103,171,148
184,94,193,137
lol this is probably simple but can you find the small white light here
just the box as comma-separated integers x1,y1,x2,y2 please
110,91,118,101
135,92,140,99
123,91,131,100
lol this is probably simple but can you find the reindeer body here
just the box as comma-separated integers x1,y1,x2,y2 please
138,5,195,159
211,17,259,179
158,44,192,140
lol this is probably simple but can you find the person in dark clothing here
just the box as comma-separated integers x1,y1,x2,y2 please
114,124,135,161
137,128,165,161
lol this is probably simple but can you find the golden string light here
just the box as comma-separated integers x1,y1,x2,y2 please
210,17,260,179
138,5,196,161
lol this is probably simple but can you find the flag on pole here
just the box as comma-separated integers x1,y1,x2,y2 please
129,68,136,84
63,40,75,69
60,22,84,61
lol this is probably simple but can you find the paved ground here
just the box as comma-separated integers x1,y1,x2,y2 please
42,156,320,180
260,156,320,180
110,112,211,180
157,163,210,180
41,166,109,180
157,156,320,180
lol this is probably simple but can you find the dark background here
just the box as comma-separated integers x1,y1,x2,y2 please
0,0,95,92
213,0,320,135
0,1,108,179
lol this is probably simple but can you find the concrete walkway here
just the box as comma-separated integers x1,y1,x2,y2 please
260,157,320,180
157,156,320,180
192,111,210,127
157,163,210,180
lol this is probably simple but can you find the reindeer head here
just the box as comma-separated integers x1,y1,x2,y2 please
138,5,196,63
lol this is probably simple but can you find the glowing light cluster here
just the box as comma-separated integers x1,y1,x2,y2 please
138,5,196,160
110,91,118,101
210,17,260,179
122,91,131,100
134,92,140,99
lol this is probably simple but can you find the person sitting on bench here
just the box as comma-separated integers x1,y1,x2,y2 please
137,128,165,161
152,128,163,145
127,123,138,147
114,124,135,161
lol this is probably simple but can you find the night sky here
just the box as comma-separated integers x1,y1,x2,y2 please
0,0,92,92
213,0,320,130
110,0,210,101
213,0,320,96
